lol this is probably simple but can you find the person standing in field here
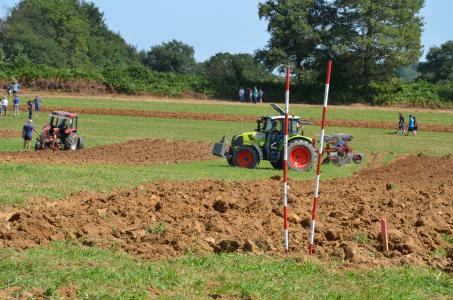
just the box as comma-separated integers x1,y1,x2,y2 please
239,87,245,102
27,99,33,119
259,89,264,103
413,115,418,135
248,88,253,103
398,113,405,135
407,114,416,136
252,87,258,104
22,119,37,150
1,96,8,116
13,95,20,117
33,96,41,117
12,82,20,96
6,83,12,97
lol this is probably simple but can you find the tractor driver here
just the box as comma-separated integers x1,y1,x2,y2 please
58,119,67,139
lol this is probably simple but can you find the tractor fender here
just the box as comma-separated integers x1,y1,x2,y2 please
288,136,313,144
250,143,264,160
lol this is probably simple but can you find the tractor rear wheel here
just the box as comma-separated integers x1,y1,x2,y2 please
64,133,79,150
233,146,259,168
77,136,85,149
287,140,315,172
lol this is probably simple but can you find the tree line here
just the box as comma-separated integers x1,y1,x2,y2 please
0,0,452,106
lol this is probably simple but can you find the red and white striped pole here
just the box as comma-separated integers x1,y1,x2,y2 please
308,60,333,255
283,65,290,254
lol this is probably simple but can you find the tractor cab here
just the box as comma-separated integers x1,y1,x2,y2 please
256,115,303,136
49,111,78,140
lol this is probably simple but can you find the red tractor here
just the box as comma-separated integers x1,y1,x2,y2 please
35,111,85,151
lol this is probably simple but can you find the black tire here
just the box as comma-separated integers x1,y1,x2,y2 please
233,146,259,169
352,153,363,164
287,140,316,172
64,133,79,150
77,135,85,149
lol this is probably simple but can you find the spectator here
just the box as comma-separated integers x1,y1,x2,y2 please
27,99,33,119
22,119,37,150
1,96,8,116
12,82,20,96
248,88,253,103
398,113,405,135
252,87,258,104
259,89,264,103
239,87,245,102
13,95,20,117
34,96,42,117
6,83,11,97
413,115,418,135
407,114,415,136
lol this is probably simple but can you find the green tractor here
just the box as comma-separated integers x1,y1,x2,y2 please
212,104,316,171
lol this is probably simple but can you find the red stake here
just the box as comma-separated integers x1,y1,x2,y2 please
308,60,333,255
283,66,290,253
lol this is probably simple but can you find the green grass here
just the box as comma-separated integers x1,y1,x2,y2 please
21,95,453,125
0,243,451,299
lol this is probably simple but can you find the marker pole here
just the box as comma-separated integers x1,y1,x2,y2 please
283,66,290,253
308,60,332,255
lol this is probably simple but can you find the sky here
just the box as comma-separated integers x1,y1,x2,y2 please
1,0,452,62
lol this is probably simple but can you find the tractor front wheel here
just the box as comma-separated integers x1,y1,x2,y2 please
65,133,79,150
287,140,315,172
77,136,85,149
233,146,259,168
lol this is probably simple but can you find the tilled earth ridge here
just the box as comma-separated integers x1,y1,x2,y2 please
0,129,21,138
40,106,453,133
0,155,452,270
0,139,213,165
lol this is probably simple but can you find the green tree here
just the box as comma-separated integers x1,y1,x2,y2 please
0,0,138,68
258,0,424,100
418,41,453,82
142,40,196,74
201,52,269,86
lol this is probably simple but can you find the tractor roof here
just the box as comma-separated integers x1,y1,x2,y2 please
263,115,301,120
50,111,78,118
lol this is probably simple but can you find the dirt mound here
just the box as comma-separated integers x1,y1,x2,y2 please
0,156,452,270
40,106,453,133
0,139,213,165
0,130,21,138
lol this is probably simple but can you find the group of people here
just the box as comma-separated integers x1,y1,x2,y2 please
1,95,42,118
398,113,418,135
2,81,42,118
238,87,264,104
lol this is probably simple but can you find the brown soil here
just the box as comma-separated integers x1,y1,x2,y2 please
0,130,21,138
0,139,213,165
41,106,453,133
1,155,451,270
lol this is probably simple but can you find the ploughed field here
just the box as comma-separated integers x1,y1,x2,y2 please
0,96,452,299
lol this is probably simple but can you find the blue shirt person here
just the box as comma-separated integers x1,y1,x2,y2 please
22,119,37,150
12,82,20,95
